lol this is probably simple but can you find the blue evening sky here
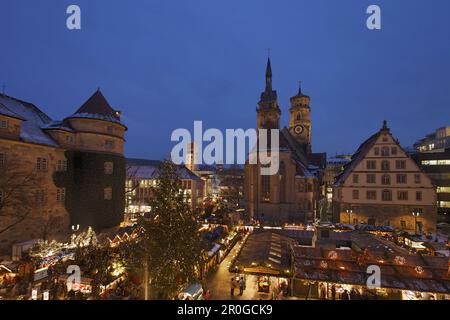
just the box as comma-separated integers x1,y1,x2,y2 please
1,0,449,159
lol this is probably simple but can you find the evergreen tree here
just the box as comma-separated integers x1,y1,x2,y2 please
130,160,205,299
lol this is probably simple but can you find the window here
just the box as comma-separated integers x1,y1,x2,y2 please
104,162,114,175
382,190,392,201
381,160,390,171
296,113,301,121
352,174,359,184
366,174,376,184
374,147,380,156
381,174,391,185
391,147,398,155
35,189,46,203
65,135,74,143
0,153,5,167
398,191,408,200
367,160,376,170
105,140,114,149
437,187,450,193
416,191,422,201
352,190,359,200
395,160,406,170
57,160,67,172
421,160,450,166
104,187,113,200
56,188,66,202
107,126,113,134
366,190,377,200
261,175,270,202
414,174,421,184
397,174,407,184
0,119,8,129
401,221,407,229
36,158,48,171
381,147,390,157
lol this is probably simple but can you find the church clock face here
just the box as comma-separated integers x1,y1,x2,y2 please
294,125,303,135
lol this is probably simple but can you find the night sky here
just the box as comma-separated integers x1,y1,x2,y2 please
1,0,450,160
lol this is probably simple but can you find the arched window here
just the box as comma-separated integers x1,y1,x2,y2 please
381,160,390,171
296,113,301,121
382,190,392,201
381,174,391,185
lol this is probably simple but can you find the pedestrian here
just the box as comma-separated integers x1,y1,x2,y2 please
342,289,350,300
239,277,245,296
331,285,336,300
230,277,235,296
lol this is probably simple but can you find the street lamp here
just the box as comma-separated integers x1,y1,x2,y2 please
412,212,420,234
346,209,353,225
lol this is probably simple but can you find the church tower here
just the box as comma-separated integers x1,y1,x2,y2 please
289,82,311,154
257,57,281,130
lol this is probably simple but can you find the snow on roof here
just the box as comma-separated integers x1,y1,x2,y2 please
0,94,58,147
68,112,125,126
126,158,201,181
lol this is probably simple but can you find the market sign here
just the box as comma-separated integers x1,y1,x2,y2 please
33,267,48,282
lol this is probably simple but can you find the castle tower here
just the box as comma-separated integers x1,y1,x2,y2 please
289,82,311,154
257,57,281,130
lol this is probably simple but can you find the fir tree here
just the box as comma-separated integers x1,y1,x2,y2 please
130,160,205,299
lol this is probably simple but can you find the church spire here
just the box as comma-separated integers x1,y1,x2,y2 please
265,56,272,91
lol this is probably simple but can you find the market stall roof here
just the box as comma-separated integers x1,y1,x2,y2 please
233,231,293,275
293,244,450,294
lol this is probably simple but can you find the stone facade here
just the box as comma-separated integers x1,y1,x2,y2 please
333,121,437,233
0,90,126,254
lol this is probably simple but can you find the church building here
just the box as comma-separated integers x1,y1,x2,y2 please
245,58,325,224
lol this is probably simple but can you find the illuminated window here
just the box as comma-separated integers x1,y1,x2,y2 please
438,201,450,208
104,187,113,200
437,187,450,193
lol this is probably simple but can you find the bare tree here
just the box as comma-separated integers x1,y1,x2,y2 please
0,161,42,235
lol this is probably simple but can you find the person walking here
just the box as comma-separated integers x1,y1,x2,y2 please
230,277,236,296
239,277,245,296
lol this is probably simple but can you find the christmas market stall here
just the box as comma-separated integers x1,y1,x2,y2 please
231,231,294,296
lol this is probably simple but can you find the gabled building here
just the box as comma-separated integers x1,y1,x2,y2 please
245,58,325,224
332,121,437,234
0,90,126,253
